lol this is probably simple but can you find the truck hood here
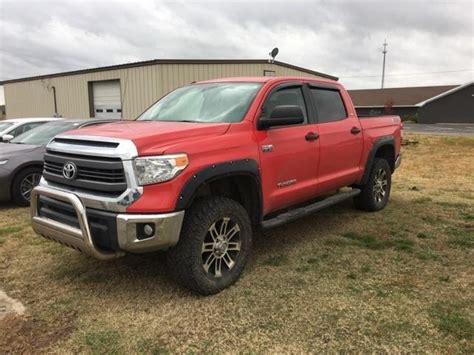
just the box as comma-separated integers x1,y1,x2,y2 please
63,120,231,155
0,142,43,159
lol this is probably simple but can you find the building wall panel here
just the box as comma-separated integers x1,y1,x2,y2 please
3,63,330,119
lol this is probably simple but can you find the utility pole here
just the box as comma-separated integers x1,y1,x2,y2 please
381,39,388,89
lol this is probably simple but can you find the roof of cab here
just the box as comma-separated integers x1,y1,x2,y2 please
197,76,339,85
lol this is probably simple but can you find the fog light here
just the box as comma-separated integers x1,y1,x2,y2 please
136,223,155,240
144,224,154,236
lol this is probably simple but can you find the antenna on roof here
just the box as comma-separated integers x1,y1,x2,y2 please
268,47,279,63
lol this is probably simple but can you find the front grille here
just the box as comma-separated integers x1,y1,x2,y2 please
44,160,125,184
43,150,127,195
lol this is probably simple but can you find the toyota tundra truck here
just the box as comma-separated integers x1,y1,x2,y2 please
31,76,402,294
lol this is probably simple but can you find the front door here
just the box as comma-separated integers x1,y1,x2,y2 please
255,84,320,214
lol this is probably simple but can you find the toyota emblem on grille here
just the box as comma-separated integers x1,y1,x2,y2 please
62,162,78,180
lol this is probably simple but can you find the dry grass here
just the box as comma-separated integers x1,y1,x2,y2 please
1,134,473,353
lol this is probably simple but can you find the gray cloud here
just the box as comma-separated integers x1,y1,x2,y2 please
0,0,472,94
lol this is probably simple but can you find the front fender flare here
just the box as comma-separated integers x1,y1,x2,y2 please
175,158,261,211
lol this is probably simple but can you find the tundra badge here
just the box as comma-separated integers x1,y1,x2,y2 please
277,179,296,188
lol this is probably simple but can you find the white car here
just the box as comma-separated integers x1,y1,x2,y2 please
0,118,62,142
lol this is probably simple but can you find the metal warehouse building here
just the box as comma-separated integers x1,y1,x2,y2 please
0,59,337,120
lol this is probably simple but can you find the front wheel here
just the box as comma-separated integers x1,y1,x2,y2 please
167,196,252,295
12,167,42,207
354,158,392,211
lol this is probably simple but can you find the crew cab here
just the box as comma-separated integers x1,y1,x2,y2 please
30,76,402,294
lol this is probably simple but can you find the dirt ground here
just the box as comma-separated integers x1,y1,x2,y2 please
0,133,473,353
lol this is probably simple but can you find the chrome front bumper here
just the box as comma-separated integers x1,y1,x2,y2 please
31,186,185,260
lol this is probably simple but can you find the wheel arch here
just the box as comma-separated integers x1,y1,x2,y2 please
361,136,395,185
176,159,263,226
10,163,43,192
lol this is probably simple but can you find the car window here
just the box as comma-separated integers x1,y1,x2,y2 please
9,125,24,137
264,86,308,124
0,122,14,132
10,121,79,145
24,122,45,131
15,122,45,136
310,88,347,123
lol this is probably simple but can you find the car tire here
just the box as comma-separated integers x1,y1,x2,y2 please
12,167,42,207
354,158,392,212
167,196,252,295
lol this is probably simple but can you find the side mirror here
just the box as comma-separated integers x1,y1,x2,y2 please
2,134,14,142
258,105,304,130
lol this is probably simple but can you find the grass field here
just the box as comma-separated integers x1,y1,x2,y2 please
1,134,473,353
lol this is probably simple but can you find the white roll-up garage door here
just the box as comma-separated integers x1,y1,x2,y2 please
92,80,122,119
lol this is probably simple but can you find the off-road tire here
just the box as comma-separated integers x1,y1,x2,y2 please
354,158,392,212
12,167,42,207
167,196,252,295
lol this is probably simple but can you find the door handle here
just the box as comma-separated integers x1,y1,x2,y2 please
351,126,361,135
305,132,319,141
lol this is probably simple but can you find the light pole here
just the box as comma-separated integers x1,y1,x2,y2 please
381,39,388,89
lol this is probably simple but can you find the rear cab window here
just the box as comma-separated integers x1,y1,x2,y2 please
310,87,347,123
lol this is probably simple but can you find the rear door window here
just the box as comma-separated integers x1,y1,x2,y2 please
310,88,347,123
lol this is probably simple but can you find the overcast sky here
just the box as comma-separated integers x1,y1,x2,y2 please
0,0,473,105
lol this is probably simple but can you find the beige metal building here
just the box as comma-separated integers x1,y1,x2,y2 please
0,59,337,119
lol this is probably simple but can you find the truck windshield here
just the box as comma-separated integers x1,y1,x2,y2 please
10,121,79,145
138,83,262,123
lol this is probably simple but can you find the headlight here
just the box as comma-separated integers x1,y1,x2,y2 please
0,160,8,166
134,154,189,185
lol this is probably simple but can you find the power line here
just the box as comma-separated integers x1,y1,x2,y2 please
340,69,473,79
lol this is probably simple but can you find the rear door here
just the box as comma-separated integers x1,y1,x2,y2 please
256,83,320,214
309,85,363,193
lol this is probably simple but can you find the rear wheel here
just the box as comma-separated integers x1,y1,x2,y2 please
354,158,391,211
167,196,252,295
12,167,42,207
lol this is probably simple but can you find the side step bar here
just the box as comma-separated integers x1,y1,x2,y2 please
261,188,361,229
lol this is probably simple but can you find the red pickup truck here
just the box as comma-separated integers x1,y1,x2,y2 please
31,76,402,294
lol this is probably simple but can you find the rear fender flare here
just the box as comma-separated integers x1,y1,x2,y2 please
361,136,395,185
